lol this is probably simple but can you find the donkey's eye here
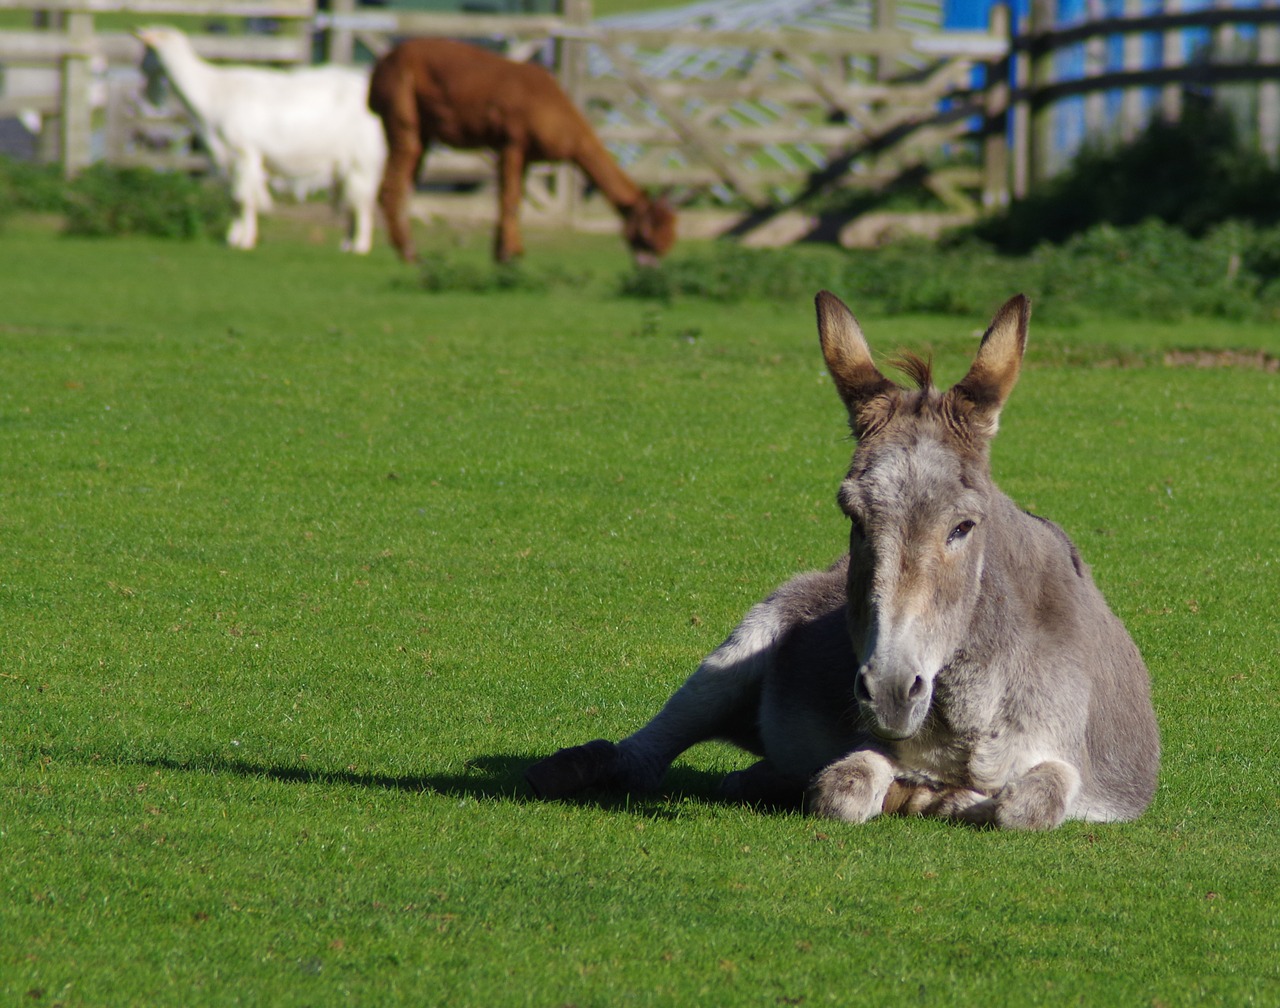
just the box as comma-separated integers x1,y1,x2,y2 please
947,520,976,544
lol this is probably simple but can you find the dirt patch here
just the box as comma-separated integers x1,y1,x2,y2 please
1163,348,1280,372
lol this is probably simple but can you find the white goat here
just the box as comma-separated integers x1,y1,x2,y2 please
135,26,386,254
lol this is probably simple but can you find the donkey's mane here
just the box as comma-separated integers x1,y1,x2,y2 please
887,351,934,391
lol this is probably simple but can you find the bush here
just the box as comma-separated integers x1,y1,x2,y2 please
0,156,69,219
618,219,1280,322
973,101,1280,253
64,165,232,239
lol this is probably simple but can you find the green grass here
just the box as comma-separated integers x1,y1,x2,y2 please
2,215,1278,1006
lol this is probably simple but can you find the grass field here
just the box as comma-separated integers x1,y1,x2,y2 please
2,213,1278,1006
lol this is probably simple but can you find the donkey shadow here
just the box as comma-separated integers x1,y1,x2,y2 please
133,752,732,818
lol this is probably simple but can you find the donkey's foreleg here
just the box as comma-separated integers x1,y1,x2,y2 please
526,602,785,800
988,759,1081,830
807,750,896,822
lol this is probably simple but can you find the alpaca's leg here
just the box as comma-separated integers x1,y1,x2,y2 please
494,143,526,263
378,126,424,262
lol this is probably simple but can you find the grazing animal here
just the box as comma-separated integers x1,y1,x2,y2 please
135,26,386,254
367,38,677,265
527,292,1160,830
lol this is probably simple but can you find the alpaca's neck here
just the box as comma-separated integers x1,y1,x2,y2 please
572,133,645,215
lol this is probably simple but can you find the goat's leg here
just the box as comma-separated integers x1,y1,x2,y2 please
341,168,377,255
226,151,267,250
494,143,526,263
527,599,789,800
378,126,424,262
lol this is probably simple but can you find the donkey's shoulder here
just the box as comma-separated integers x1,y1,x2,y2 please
1020,509,1085,578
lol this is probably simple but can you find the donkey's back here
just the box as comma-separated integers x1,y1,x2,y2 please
527,292,1159,830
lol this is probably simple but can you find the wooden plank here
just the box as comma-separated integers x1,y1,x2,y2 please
583,79,963,106
1016,4,1280,53
1023,60,1280,106
313,9,565,40
0,0,312,14
0,29,307,62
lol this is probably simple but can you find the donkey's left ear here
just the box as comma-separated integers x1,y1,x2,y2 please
951,294,1030,437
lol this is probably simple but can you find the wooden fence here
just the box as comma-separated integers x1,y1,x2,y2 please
1012,0,1280,194
0,0,1012,244
0,0,313,171
11,0,1280,243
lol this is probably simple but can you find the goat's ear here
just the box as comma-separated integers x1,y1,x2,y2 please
950,294,1029,437
815,290,897,436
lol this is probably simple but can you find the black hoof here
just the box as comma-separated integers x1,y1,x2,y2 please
524,739,620,800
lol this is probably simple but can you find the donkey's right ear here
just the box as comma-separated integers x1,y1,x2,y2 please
815,291,897,433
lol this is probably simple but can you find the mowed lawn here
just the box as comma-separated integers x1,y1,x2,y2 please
1,215,1277,1006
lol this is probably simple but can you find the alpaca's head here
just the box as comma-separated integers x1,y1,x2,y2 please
625,194,677,267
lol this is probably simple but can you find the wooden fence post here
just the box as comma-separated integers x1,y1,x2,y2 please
1084,0,1105,138
60,10,93,177
983,3,1011,208
558,0,592,229
1259,0,1280,161
1120,0,1146,141
1028,0,1057,184
1011,4,1032,198
327,0,355,64
1161,0,1183,122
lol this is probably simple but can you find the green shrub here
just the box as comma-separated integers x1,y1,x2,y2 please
618,220,1280,322
0,156,69,218
64,164,232,239
974,101,1280,253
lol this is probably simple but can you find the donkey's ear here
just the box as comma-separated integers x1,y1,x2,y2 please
951,294,1030,437
815,290,897,432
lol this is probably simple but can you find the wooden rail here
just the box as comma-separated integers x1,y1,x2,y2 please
1011,0,1280,193
0,0,312,172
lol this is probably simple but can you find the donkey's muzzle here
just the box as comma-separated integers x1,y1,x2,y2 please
855,666,932,740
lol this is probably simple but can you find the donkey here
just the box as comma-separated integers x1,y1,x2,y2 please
526,292,1160,829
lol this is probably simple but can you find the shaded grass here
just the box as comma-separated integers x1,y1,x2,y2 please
1,217,1278,1005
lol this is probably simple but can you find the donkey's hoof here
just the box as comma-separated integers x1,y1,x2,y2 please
524,739,620,800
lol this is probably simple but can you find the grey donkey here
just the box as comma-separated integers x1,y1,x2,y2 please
526,292,1159,829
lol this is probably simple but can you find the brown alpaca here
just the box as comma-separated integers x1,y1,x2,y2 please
368,38,677,265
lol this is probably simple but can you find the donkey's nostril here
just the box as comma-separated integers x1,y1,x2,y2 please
908,675,927,699
854,672,873,704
